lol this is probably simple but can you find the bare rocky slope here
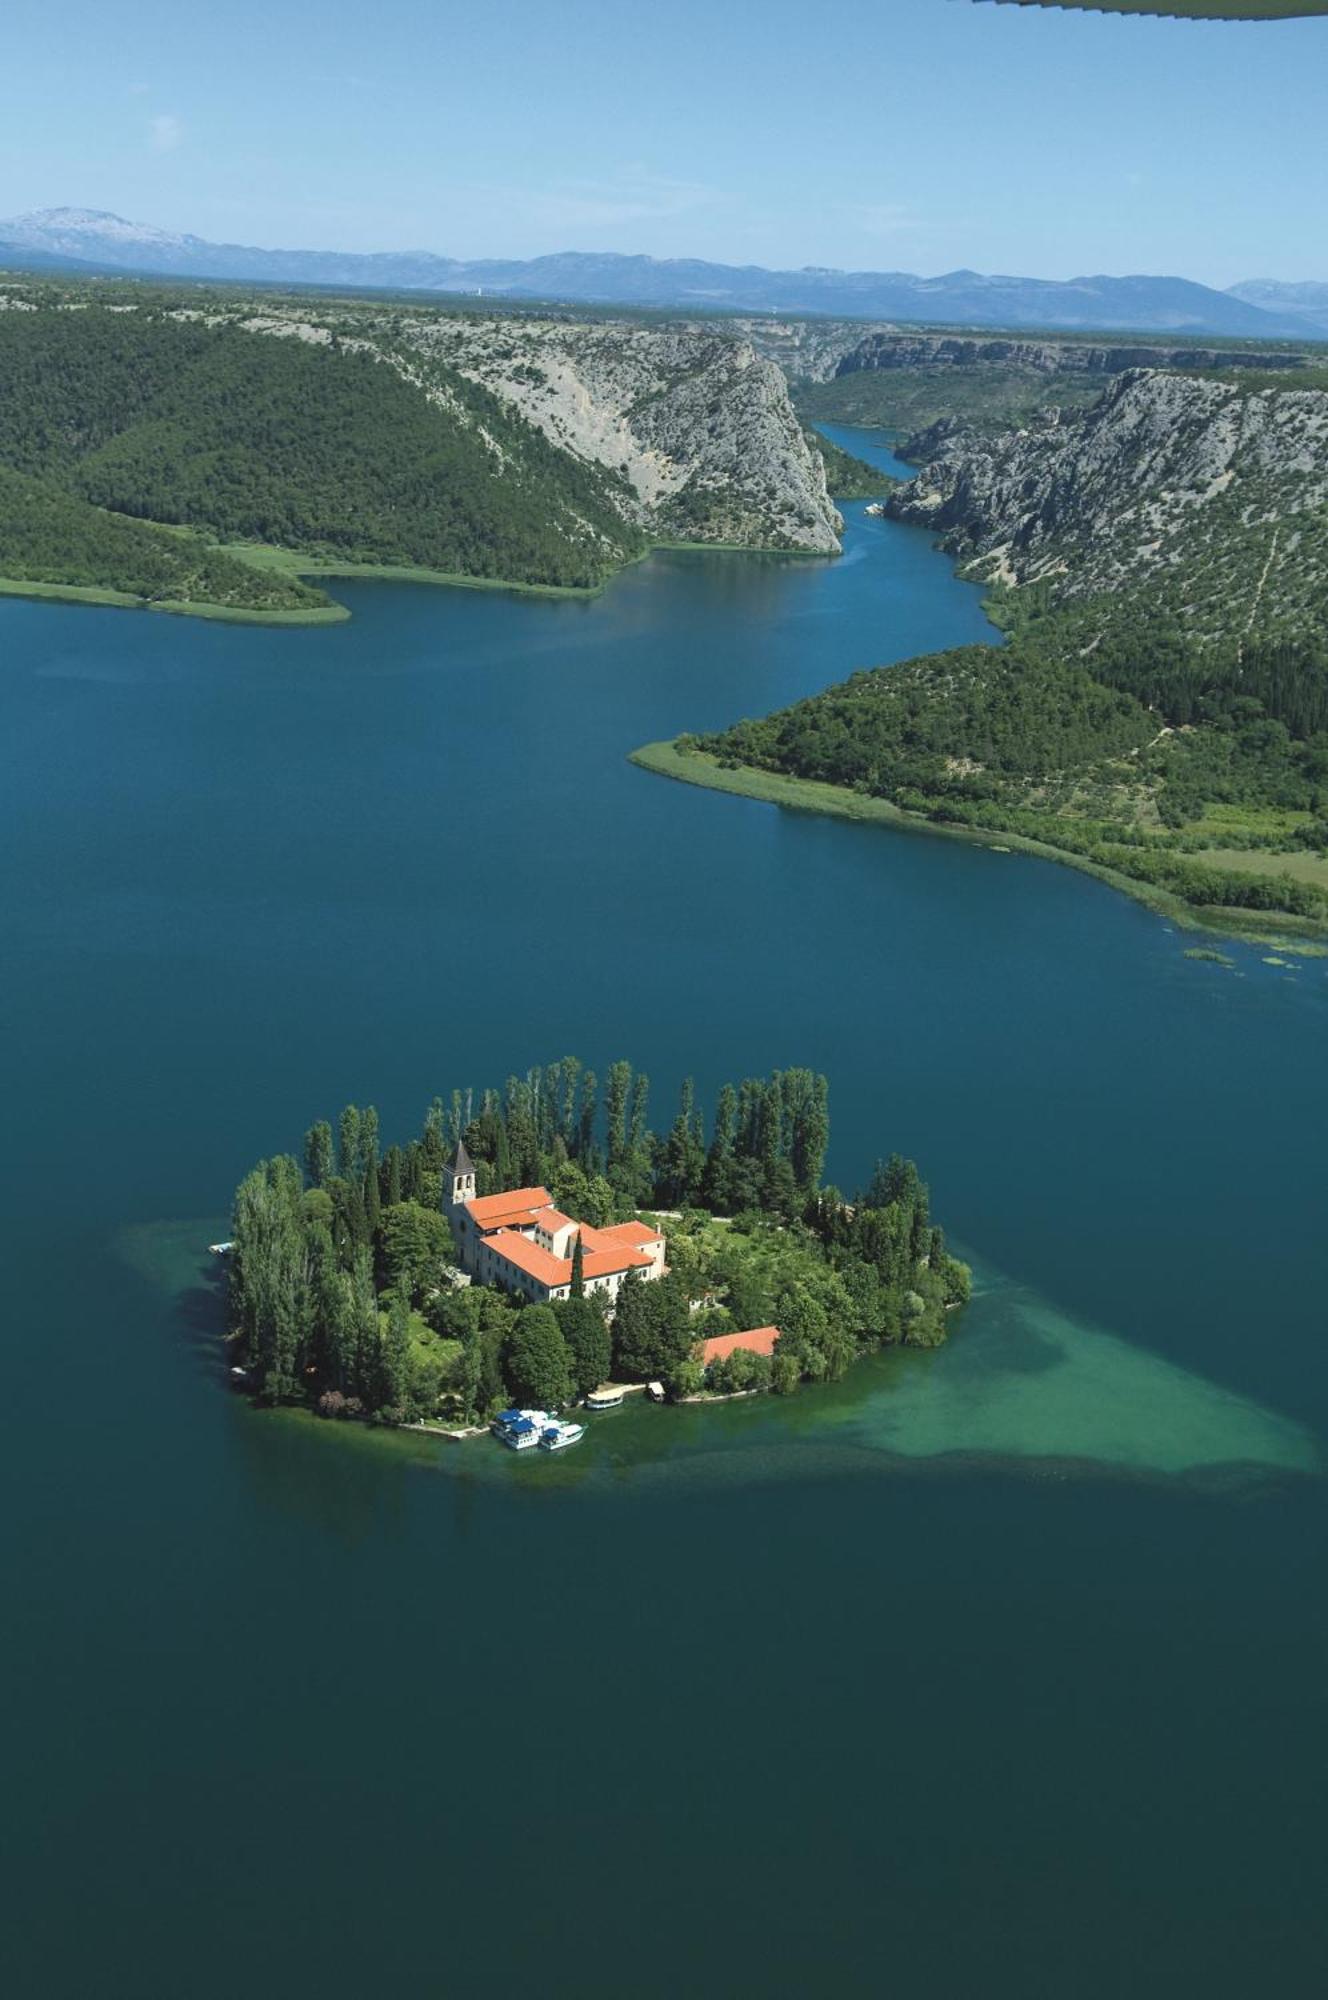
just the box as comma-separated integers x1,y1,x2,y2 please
0,283,843,584
742,321,1311,387
750,318,1319,441
402,313,841,551
886,367,1328,639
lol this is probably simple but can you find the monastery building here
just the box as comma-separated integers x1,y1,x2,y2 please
444,1141,666,1306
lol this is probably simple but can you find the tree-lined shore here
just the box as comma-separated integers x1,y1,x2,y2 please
228,1059,970,1426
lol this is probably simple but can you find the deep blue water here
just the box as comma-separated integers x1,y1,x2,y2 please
2,438,1326,1995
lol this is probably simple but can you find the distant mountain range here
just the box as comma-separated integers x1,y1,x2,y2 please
0,207,1323,341
1227,279,1328,337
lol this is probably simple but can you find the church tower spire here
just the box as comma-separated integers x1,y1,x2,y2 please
445,1138,476,1215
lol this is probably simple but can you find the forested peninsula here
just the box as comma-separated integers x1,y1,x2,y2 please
0,283,841,620
227,1060,969,1427
639,368,1328,937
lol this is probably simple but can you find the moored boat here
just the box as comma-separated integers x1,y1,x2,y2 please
539,1419,585,1452
584,1387,625,1411
491,1408,554,1450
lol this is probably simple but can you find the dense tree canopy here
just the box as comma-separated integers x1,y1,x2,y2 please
694,594,1328,923
0,305,646,609
227,1059,967,1424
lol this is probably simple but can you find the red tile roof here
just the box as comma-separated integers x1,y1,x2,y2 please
699,1325,781,1364
482,1227,654,1290
583,1245,654,1280
586,1219,663,1250
534,1209,579,1237
482,1230,568,1286
467,1186,553,1230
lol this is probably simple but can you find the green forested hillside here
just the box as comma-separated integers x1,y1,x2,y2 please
0,307,645,603
797,367,1109,438
691,606,1328,925
0,463,331,613
807,428,895,498
666,359,1328,933
708,645,1157,789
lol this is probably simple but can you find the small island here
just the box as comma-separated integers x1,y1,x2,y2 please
226,1059,970,1432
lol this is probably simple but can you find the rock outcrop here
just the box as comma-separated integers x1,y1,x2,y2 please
0,281,843,563
404,316,841,552
741,319,1312,388
832,332,1306,380
886,368,1328,636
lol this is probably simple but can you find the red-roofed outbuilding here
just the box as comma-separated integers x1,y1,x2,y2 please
699,1325,781,1366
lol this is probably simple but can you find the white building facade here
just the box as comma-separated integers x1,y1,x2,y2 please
445,1142,666,1306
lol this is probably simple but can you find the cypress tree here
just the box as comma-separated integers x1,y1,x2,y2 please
303,1120,334,1189
360,1106,380,1182
558,1295,611,1398
629,1072,650,1154
702,1083,736,1211
908,1185,931,1268
379,1294,412,1415
559,1059,582,1147
577,1070,598,1166
350,1251,380,1404
605,1060,631,1169
786,1070,829,1194
323,1268,356,1393
338,1105,361,1181
570,1232,585,1299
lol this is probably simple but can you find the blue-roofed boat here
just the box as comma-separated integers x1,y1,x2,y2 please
491,1408,554,1450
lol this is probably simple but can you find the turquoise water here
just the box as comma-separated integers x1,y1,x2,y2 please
3,434,1327,1994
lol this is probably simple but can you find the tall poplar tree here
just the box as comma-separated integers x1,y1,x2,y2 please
379,1294,412,1414
702,1083,737,1210
605,1060,631,1170
338,1105,361,1181
359,1106,380,1182
304,1121,334,1189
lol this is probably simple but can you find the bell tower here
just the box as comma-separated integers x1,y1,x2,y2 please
445,1138,477,1269
446,1138,476,1214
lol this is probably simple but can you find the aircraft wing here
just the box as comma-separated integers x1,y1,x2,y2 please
982,2,1328,18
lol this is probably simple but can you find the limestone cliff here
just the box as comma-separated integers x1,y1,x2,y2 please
740,321,1309,388
0,281,844,569
403,316,842,553
886,368,1328,638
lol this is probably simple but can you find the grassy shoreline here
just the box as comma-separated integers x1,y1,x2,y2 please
0,532,836,628
0,572,350,625
222,541,603,601
628,739,1328,949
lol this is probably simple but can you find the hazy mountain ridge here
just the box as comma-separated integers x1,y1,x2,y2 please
0,208,1320,339
1229,280,1328,336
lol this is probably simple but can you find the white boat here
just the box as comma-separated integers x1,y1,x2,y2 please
539,1419,585,1452
492,1408,553,1451
209,1241,234,1256
646,1380,666,1403
584,1387,625,1411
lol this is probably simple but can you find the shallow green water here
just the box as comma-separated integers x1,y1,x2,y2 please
3,432,1327,1994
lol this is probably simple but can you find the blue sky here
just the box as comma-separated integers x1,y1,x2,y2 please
1,0,1323,283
